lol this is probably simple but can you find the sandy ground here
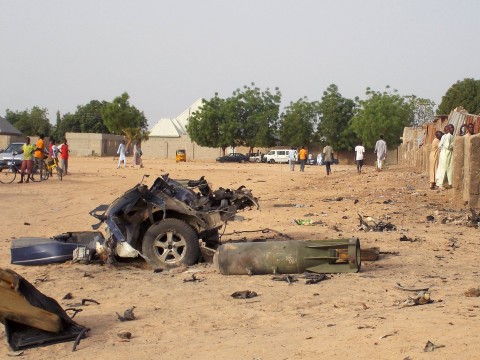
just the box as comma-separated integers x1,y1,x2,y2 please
1,156,480,360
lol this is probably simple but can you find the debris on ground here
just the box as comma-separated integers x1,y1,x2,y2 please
116,306,136,321
271,273,328,285
448,237,459,250
395,282,430,292
11,232,103,266
323,197,344,202
464,288,480,297
424,340,445,352
231,290,258,299
358,214,397,232
397,291,433,307
426,215,435,222
272,274,297,284
399,235,417,242
466,208,480,227
183,274,203,283
117,331,132,340
293,219,314,226
379,331,397,339
303,273,327,285
292,218,325,226
0,268,87,351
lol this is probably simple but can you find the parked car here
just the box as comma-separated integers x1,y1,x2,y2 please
264,149,295,164
0,143,25,167
216,153,249,163
317,155,339,166
248,153,263,162
306,157,317,165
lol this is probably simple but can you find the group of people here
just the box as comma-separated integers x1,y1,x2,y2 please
287,146,311,172
286,134,387,176
116,140,143,169
429,123,475,190
18,135,69,183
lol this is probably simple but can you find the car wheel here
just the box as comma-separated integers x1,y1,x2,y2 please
269,159,275,164
240,159,245,163
142,218,200,268
255,158,261,163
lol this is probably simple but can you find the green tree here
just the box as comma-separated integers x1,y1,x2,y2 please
187,85,282,154
102,92,148,147
228,84,281,153
350,87,413,148
404,96,436,126
437,78,480,115
318,84,356,150
51,110,62,140
187,95,229,152
76,100,110,134
279,97,320,147
5,107,52,136
55,100,111,139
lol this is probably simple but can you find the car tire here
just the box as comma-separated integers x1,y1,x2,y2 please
240,159,245,163
142,218,200,268
269,159,275,164
255,158,261,163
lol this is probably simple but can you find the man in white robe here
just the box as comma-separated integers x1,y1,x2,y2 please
435,125,454,188
374,135,387,171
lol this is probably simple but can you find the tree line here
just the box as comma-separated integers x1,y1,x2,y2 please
188,79,480,151
5,92,149,146
5,78,480,151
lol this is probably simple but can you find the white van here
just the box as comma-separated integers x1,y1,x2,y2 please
264,149,296,164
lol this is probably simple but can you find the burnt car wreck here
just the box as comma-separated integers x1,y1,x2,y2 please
89,174,258,268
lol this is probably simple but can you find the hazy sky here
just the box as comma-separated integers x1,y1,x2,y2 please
1,0,479,128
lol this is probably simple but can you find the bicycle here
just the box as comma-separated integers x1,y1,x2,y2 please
0,153,21,184
31,158,49,182
45,157,63,180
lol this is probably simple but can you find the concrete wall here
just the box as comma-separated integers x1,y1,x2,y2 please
142,136,222,161
0,134,25,150
65,132,125,157
453,134,480,206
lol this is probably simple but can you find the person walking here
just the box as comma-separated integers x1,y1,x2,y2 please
18,137,35,183
316,153,323,166
435,124,454,189
429,131,443,190
354,142,365,174
58,138,70,175
288,147,296,171
322,144,334,175
298,146,307,172
117,140,127,168
133,142,143,168
374,135,387,171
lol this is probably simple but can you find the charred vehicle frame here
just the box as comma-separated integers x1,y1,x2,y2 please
89,174,258,268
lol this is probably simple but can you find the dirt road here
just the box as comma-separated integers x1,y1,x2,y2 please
1,157,479,359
